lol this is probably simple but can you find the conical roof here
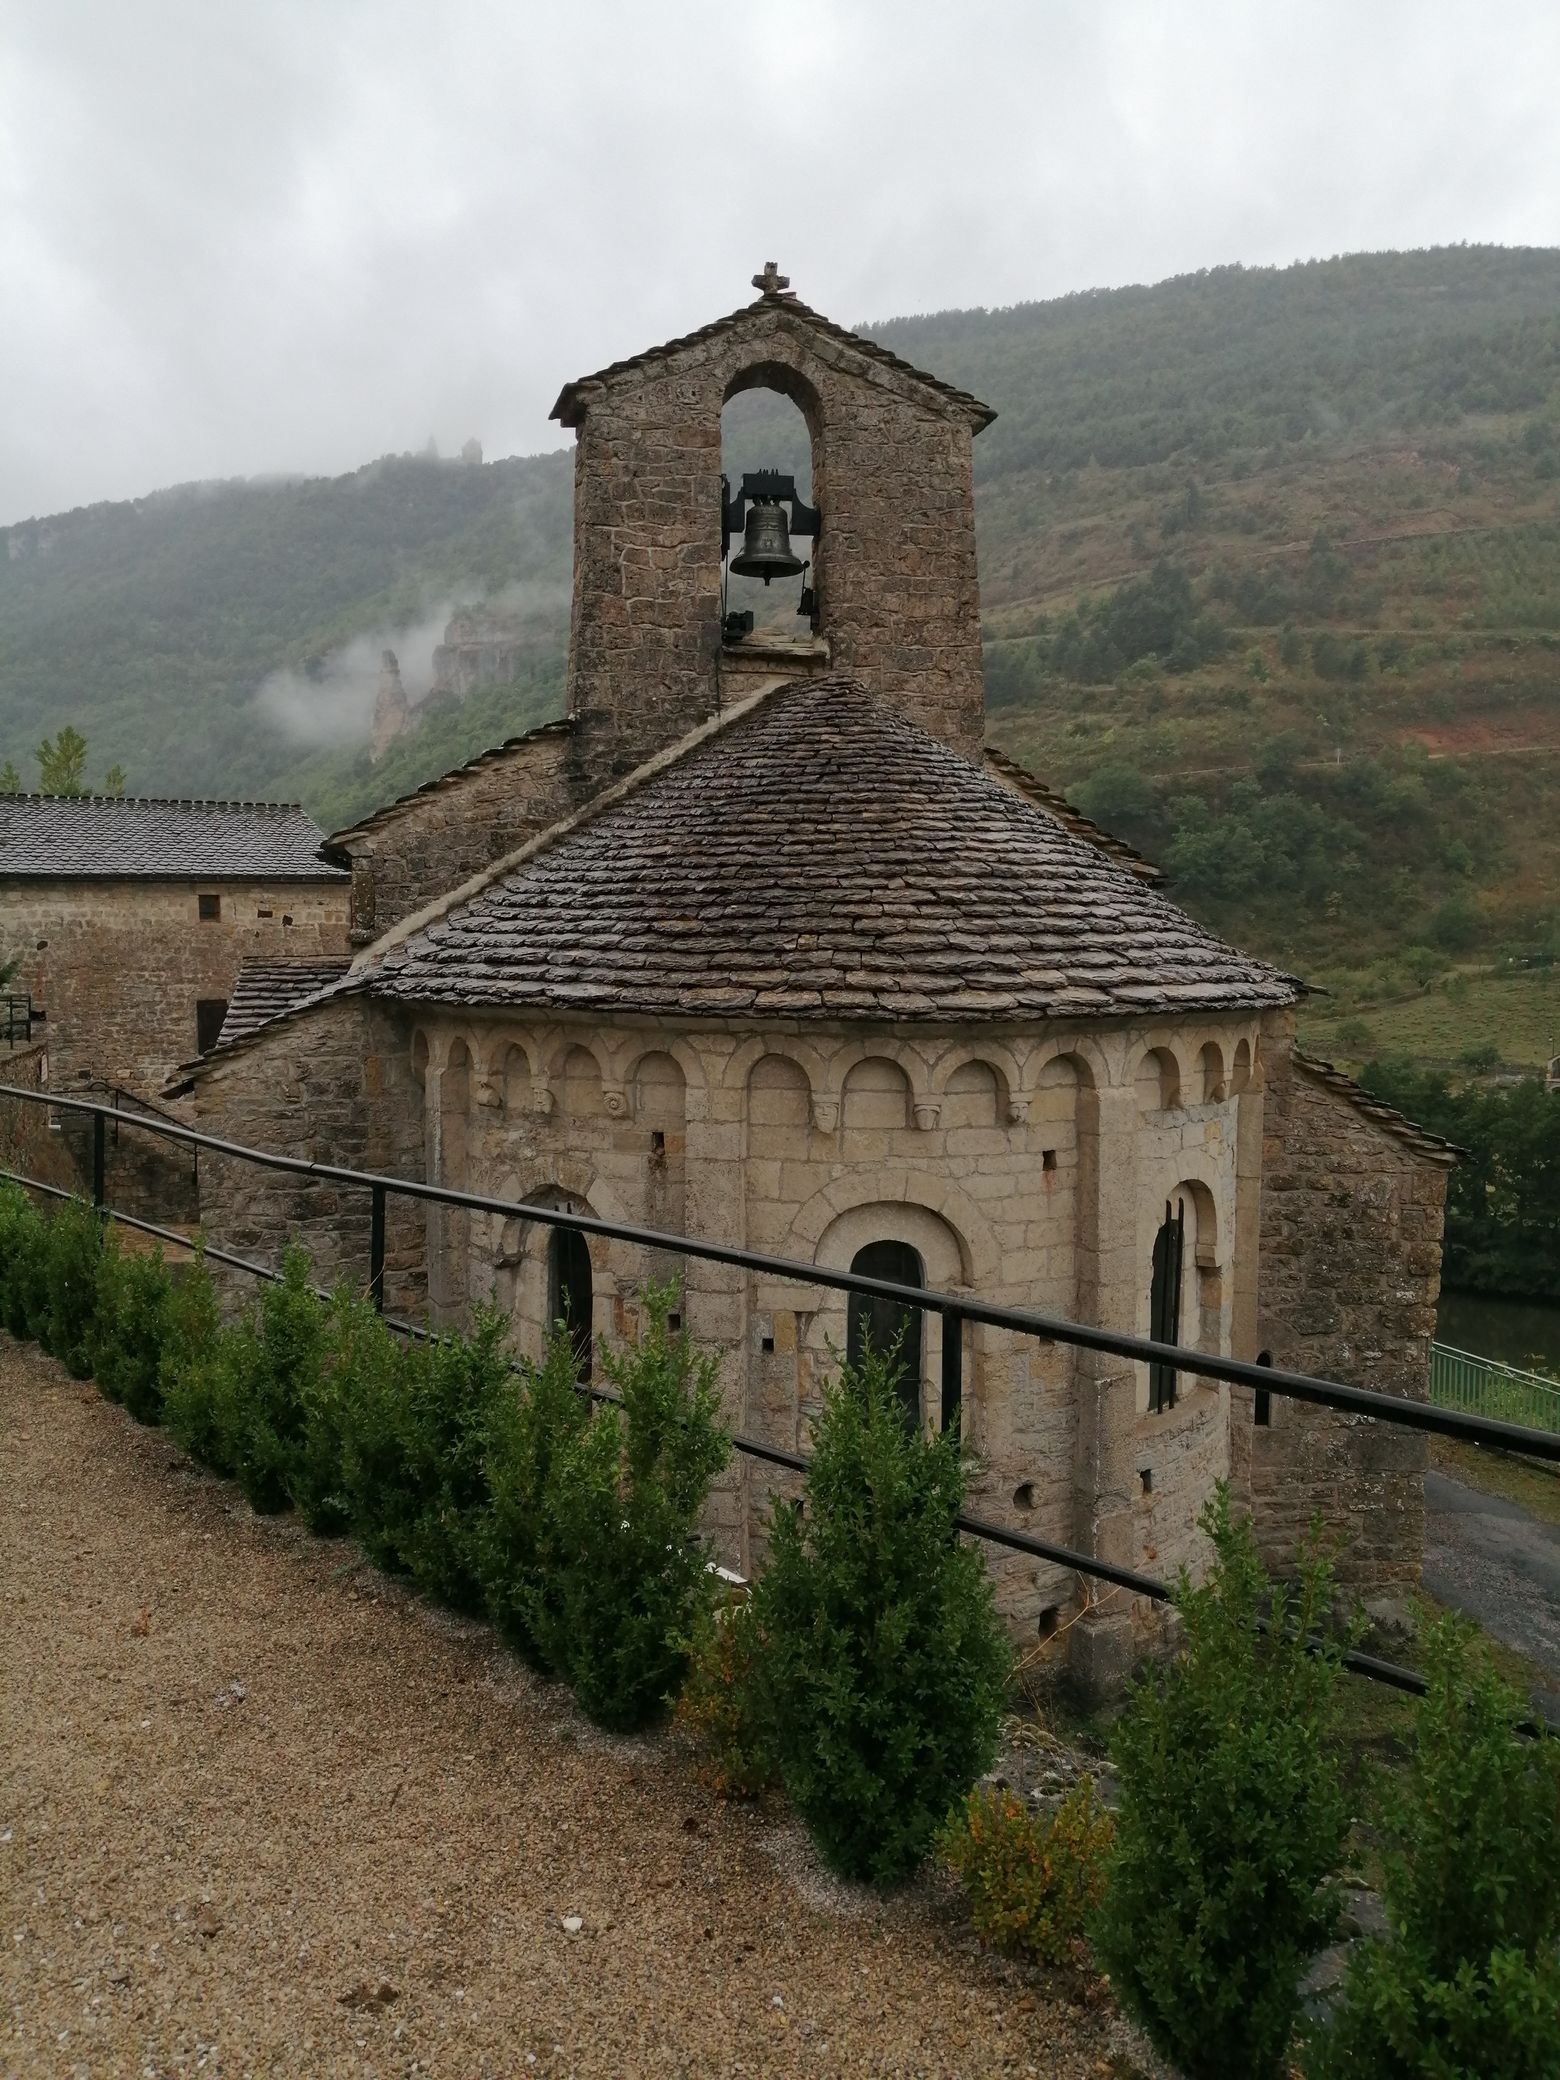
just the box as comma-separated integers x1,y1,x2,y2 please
369,679,1295,1025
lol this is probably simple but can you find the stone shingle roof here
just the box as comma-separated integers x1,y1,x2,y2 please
1294,1051,1462,1165
983,746,1161,883
370,678,1296,1023
216,957,353,1047
0,795,344,880
550,292,996,431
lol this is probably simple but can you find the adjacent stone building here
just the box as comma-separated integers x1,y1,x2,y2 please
0,792,348,1209
177,268,1454,1683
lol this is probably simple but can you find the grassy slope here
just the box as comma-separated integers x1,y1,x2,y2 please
5,247,1560,1062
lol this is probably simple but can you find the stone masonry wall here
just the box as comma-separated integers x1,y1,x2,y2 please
562,300,987,786
0,1042,77,1195
0,1040,202,1227
335,727,573,945
396,1002,1260,1668
1250,1044,1450,1590
4,877,349,1100
193,997,427,1314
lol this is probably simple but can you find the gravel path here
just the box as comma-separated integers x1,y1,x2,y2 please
1423,1468,1560,1718
0,1341,1156,2080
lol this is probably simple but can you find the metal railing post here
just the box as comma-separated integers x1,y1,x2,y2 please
91,1112,106,1214
941,1305,963,1431
368,1182,386,1314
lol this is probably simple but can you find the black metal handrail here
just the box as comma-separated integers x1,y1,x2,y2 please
6,1078,1557,1464
1,1077,1555,1731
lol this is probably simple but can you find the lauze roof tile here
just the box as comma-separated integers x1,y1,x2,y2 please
370,678,1298,1024
0,795,345,881
216,958,354,1048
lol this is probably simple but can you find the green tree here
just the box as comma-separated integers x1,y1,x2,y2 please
1308,1621,1560,2080
35,725,90,794
529,1288,729,1731
1072,762,1163,851
1431,891,1482,951
1092,1489,1352,2080
1361,1064,1560,1300
752,1350,1012,1886
0,761,20,794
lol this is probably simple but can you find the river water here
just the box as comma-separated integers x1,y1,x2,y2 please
1437,1290,1560,1376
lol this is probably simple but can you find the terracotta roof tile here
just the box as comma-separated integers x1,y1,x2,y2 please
370,678,1296,1024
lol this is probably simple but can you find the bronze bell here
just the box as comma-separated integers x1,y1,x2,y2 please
729,495,805,584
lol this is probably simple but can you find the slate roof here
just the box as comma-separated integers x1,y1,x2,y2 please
550,291,996,431
217,957,353,1047
369,678,1297,1024
1293,1051,1461,1165
983,746,1161,882
0,795,344,880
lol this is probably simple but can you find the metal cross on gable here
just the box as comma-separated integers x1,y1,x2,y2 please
752,261,790,296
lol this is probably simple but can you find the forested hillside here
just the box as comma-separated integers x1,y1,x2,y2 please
0,451,573,803
5,245,1560,1067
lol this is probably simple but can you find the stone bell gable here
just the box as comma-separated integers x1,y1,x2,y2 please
550,264,995,782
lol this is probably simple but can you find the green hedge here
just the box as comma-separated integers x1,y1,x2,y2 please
0,1184,1015,1887
17,1170,1545,2020
0,1187,729,1736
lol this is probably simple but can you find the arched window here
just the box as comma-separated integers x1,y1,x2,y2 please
548,1227,593,1382
1148,1198,1185,1412
846,1239,925,1425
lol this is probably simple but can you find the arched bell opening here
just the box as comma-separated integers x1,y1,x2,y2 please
720,365,821,640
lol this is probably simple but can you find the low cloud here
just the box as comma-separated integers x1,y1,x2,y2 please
252,605,456,750
251,578,571,750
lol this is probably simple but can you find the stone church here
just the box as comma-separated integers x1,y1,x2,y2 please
175,267,1455,1685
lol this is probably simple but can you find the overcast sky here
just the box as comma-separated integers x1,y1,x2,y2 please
3,0,1558,525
